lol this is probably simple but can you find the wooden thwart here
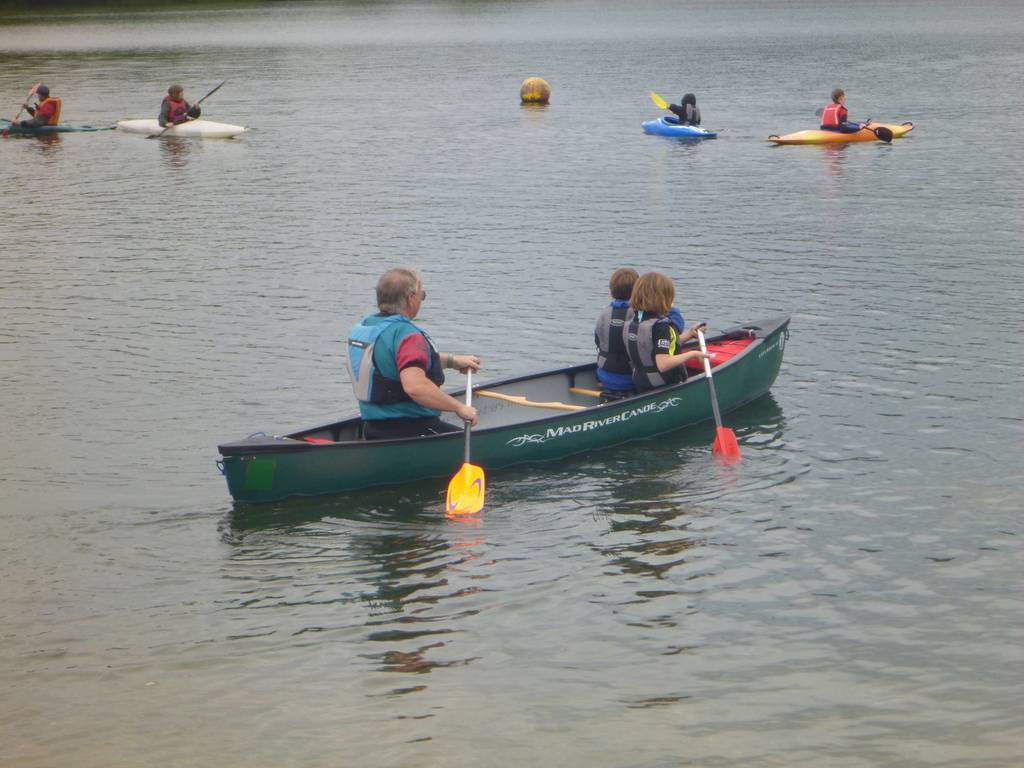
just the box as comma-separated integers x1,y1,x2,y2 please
476,390,586,412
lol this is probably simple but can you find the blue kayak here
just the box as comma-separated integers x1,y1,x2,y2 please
1,118,114,136
641,115,717,139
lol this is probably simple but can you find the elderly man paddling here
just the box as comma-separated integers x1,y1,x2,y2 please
347,268,481,440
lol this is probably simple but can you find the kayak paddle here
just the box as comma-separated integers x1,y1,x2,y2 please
9,83,39,123
696,329,741,464
870,124,893,143
649,91,669,110
445,368,485,515
150,80,227,138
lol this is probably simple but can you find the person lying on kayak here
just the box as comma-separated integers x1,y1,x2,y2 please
347,268,481,440
668,93,701,126
159,85,202,128
596,267,689,399
625,272,706,394
15,84,61,127
820,88,864,133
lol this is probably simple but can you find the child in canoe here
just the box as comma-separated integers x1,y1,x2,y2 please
624,272,706,394
595,268,639,399
595,269,695,398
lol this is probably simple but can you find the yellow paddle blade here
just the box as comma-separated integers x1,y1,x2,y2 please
650,91,669,110
445,462,485,515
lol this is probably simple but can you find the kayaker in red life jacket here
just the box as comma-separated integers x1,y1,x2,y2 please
159,84,201,128
820,88,864,133
668,93,701,126
15,84,62,127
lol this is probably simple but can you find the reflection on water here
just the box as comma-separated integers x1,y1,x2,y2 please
215,394,791,705
224,482,449,535
24,132,63,158
600,502,703,584
222,481,492,695
159,136,194,169
820,143,849,180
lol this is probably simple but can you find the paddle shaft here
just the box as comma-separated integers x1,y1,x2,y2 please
697,330,725,429
463,369,473,463
152,80,226,137
444,367,485,515
11,84,39,122
194,80,226,108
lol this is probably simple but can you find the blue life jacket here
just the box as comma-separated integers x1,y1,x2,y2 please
346,314,444,421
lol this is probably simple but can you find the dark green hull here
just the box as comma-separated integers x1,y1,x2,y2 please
219,316,790,503
1,118,113,136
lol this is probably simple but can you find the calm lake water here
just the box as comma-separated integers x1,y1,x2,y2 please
2,1,1022,765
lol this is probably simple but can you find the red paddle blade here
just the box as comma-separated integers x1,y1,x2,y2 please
712,427,742,464
445,462,485,515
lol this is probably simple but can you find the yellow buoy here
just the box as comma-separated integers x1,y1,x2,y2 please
520,77,551,105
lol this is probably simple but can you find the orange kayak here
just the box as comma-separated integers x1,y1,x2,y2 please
768,121,914,145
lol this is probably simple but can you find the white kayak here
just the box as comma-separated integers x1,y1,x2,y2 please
116,118,248,139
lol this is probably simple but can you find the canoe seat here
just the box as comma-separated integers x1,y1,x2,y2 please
476,390,586,412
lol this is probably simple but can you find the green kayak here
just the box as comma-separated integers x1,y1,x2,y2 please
1,118,114,136
218,316,790,503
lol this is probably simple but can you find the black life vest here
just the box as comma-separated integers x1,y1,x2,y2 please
595,303,633,374
625,313,685,392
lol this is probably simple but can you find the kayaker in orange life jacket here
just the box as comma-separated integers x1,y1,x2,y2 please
15,84,62,127
159,84,201,128
820,88,864,133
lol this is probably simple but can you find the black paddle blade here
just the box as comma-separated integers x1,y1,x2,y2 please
873,126,893,143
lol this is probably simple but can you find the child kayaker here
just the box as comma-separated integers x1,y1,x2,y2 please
668,93,701,126
159,85,202,128
15,84,61,128
820,88,863,133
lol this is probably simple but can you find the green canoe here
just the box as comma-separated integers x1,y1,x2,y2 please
218,316,790,503
1,118,114,136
